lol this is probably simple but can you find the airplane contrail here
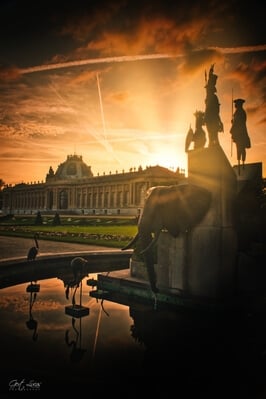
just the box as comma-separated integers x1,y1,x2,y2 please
96,72,107,141
18,44,266,75
20,54,172,74
208,44,266,54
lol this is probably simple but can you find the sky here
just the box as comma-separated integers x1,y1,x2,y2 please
0,0,265,185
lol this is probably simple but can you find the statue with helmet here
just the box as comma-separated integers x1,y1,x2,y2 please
204,64,224,146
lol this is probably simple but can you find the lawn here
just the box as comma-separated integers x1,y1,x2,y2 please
0,215,138,248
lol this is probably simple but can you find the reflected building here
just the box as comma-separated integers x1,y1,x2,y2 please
2,154,185,216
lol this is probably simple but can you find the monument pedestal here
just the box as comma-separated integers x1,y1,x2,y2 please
156,145,238,299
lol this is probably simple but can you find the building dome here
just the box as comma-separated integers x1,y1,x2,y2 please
47,154,93,181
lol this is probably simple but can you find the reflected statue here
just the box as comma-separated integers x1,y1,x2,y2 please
65,317,87,363
204,64,224,146
129,304,266,386
64,260,89,362
25,282,40,341
230,98,251,175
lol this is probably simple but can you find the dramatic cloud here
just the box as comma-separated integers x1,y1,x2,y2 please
0,0,265,183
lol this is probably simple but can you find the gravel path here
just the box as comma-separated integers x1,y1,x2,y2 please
0,236,116,261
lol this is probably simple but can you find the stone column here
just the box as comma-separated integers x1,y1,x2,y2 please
156,231,187,293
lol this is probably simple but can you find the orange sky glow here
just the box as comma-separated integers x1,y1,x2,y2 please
0,0,265,185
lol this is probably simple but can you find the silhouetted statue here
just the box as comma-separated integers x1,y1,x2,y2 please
65,257,88,303
46,166,55,181
185,111,207,152
230,98,251,174
27,233,39,261
204,64,224,146
193,110,207,149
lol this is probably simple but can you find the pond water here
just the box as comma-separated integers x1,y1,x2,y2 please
1,270,266,397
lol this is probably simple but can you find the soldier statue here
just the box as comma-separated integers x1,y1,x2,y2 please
230,98,251,174
204,64,224,146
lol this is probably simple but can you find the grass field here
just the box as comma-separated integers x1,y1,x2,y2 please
0,214,138,248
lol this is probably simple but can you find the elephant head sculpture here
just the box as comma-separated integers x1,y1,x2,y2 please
122,183,212,293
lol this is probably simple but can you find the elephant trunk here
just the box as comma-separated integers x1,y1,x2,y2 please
146,257,158,293
139,231,159,293
121,220,160,293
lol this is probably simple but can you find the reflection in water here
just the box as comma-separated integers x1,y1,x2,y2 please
25,282,40,341
128,305,266,397
0,273,266,396
65,317,87,363
64,264,90,363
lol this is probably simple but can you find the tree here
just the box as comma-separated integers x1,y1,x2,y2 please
52,212,61,226
0,179,5,190
34,211,43,225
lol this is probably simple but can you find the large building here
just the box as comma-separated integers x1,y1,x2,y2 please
2,154,185,216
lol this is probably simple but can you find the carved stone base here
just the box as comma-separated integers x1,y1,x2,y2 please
130,259,149,280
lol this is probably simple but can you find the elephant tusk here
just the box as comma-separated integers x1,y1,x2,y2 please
121,232,139,250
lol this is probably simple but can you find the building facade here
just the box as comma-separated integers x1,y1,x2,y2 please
2,154,185,216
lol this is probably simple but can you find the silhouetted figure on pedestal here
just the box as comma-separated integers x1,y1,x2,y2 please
193,110,207,149
204,64,224,146
65,257,88,302
230,98,251,175
185,111,206,152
